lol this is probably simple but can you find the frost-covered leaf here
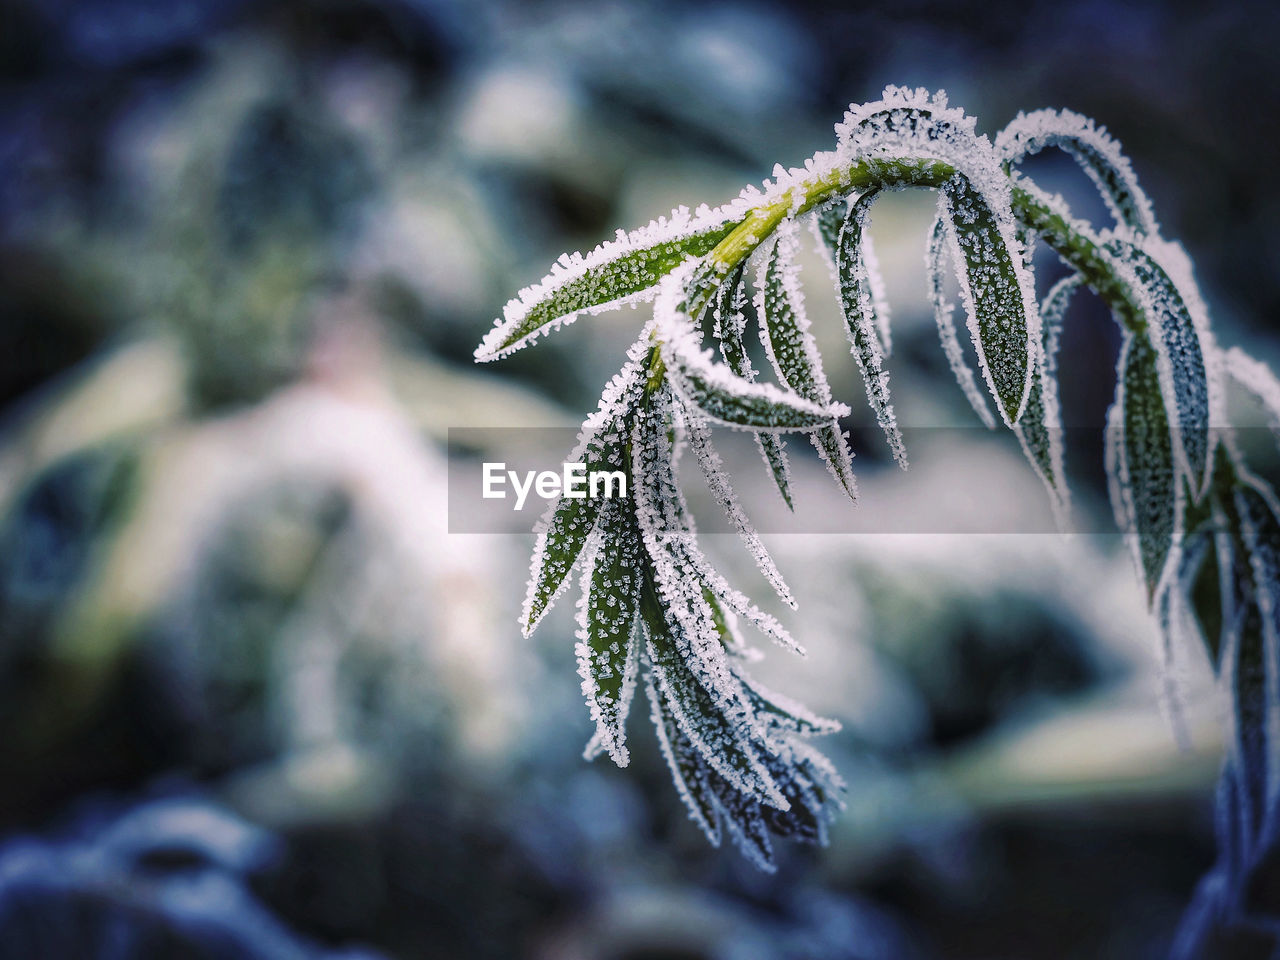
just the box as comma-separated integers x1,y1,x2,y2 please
826,192,907,468
940,174,1039,426
654,272,848,432
670,535,801,649
1107,239,1211,495
476,206,738,361
998,108,1157,235
643,606,788,811
710,263,794,507
646,666,722,845
576,500,643,767
755,223,859,499
1108,332,1179,602
709,770,776,871
927,210,998,429
738,670,840,737
1012,273,1078,521
682,414,795,607
522,353,645,635
1174,466,1229,672
1232,478,1280,850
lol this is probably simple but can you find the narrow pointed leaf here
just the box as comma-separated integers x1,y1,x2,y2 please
756,222,858,499
645,668,722,845
1012,273,1078,520
940,174,1039,426
476,208,738,360
683,415,795,606
655,277,847,431
710,263,794,507
522,355,644,634
830,192,908,467
927,210,998,429
1108,332,1179,602
1107,239,1211,495
576,501,644,766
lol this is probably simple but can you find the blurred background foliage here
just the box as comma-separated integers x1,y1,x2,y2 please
0,0,1277,957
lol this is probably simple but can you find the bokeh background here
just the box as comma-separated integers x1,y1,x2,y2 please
1,0,1278,957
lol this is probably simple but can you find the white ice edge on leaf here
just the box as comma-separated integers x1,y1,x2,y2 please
645,631,789,812
1106,336,1184,603
574,505,642,769
1011,272,1078,528
938,180,1041,428
836,88,1045,403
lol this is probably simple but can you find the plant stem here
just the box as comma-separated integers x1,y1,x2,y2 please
696,155,1145,336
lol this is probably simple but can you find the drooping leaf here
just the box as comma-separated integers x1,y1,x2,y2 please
1108,331,1179,602
829,191,908,468
940,174,1039,426
643,603,788,811
522,353,644,635
1012,273,1078,521
576,500,644,766
709,264,794,508
654,274,848,432
756,222,859,499
927,209,998,429
998,108,1157,235
682,414,795,606
1107,238,1211,495
645,664,722,845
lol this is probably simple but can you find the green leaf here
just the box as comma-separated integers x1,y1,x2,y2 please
998,109,1157,235
757,222,858,499
941,174,1036,426
476,213,738,360
1109,331,1178,602
830,192,907,468
646,661,722,845
1107,239,1211,495
578,501,644,766
709,263,794,508
522,422,629,636
659,326,845,432
1012,273,1078,519
641,582,787,810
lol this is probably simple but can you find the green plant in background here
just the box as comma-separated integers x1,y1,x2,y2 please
474,86,1280,921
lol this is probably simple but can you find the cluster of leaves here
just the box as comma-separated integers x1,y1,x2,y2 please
474,87,1280,891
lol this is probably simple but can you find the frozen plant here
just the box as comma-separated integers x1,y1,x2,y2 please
474,85,1280,910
